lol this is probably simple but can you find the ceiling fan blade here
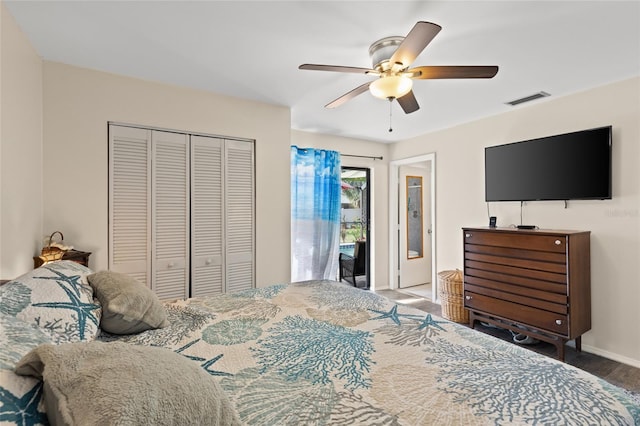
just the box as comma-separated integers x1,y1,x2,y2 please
299,64,376,74
325,82,372,109
397,90,420,114
409,65,499,79
389,21,442,68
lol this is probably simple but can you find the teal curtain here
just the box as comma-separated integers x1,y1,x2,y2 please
291,146,341,281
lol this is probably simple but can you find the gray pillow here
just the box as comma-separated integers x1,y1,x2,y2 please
87,271,169,334
15,341,241,426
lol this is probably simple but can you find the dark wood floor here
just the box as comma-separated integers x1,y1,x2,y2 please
377,289,640,394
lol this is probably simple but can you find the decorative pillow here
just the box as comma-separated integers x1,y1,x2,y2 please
15,341,241,426
0,369,47,425
0,261,101,343
0,313,52,369
0,314,52,424
86,271,169,334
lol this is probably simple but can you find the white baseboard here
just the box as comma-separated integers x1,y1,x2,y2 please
581,344,640,369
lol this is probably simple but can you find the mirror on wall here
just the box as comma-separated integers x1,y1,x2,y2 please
406,176,423,259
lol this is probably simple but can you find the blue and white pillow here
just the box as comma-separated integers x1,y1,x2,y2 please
0,313,50,424
0,313,51,369
0,366,47,425
0,260,102,343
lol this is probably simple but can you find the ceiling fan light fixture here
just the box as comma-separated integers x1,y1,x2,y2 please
369,75,413,100
300,21,498,115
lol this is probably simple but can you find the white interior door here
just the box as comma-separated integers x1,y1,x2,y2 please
191,135,224,297
399,164,431,288
151,130,190,300
225,140,255,293
110,124,254,298
108,125,152,287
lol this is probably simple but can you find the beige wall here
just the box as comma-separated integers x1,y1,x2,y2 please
41,62,291,287
0,3,43,280
391,77,640,367
291,130,390,289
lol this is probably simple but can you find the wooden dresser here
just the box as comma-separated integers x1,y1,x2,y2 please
462,227,591,360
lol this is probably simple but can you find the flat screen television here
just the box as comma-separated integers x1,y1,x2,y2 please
485,126,612,202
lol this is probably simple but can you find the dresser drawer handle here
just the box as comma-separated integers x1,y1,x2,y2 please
555,240,561,245
555,319,563,325
465,295,472,300
465,233,472,238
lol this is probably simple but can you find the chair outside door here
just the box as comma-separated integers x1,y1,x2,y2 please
339,240,366,287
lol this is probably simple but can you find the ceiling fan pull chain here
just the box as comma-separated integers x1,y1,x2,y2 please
388,99,393,132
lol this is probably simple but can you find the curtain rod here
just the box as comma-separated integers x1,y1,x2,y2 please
341,154,384,161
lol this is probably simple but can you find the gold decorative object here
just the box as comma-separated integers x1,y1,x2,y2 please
39,231,66,264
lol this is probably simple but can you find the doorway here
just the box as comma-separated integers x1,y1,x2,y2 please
339,167,370,289
389,154,436,301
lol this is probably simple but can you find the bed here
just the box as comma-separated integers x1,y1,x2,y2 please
1,260,638,425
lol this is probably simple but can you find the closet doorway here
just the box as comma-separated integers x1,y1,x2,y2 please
108,123,255,300
339,167,370,289
389,154,436,301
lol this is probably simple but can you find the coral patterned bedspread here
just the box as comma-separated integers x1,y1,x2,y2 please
100,280,639,425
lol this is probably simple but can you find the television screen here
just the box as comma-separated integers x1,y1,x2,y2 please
485,126,612,202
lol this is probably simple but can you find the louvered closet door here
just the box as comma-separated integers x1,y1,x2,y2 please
191,136,224,297
225,140,255,292
152,131,190,300
108,125,152,287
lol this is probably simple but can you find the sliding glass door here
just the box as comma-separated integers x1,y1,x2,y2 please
339,167,370,289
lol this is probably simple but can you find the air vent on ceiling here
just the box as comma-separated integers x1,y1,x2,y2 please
505,91,550,106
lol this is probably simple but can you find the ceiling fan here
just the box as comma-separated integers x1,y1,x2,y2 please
299,21,499,114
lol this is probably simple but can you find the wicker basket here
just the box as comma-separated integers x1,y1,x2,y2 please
40,231,65,263
438,269,469,324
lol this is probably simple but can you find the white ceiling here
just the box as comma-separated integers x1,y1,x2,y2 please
5,1,640,143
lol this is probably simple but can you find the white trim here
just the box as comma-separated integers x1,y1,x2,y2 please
108,121,253,144
388,153,437,302
581,344,640,369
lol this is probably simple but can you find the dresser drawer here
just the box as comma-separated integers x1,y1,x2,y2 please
464,291,569,335
465,250,567,275
464,280,568,312
463,230,566,253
